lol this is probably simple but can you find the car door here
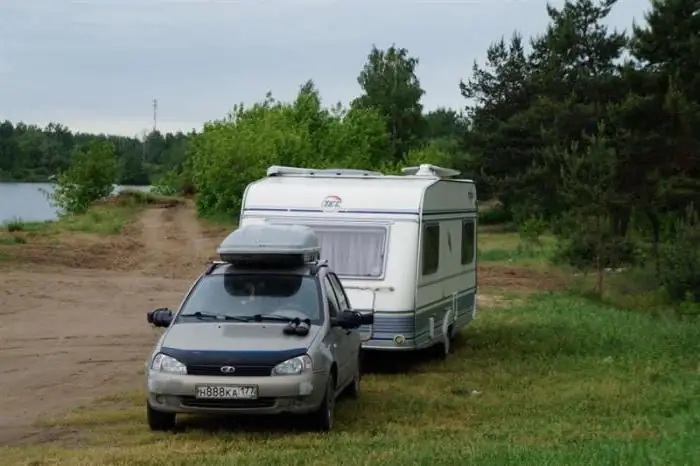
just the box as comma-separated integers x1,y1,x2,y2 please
327,273,359,381
322,276,349,385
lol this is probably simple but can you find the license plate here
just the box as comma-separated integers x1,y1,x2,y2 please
195,385,258,400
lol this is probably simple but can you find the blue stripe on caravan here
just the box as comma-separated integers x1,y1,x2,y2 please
360,289,477,342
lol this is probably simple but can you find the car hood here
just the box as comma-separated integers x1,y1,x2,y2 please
161,322,320,352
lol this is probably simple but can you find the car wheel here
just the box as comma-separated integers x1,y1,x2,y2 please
147,402,176,431
345,355,361,399
309,376,335,432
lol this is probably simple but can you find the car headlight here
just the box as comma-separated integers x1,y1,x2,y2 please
150,353,187,375
272,354,313,376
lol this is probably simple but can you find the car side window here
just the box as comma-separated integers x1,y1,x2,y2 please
328,273,350,311
322,276,340,318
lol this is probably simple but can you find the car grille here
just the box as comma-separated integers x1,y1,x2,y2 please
180,397,276,409
186,365,273,377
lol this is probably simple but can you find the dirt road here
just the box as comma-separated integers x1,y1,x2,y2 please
0,202,221,445
0,203,557,445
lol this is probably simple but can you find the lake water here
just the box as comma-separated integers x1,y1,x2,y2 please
0,182,151,224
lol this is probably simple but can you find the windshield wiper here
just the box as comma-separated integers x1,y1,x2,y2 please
247,314,296,323
179,311,250,322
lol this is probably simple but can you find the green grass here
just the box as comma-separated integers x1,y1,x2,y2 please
199,211,238,230
1,190,184,237
2,217,53,233
478,230,556,268
1,205,138,236
567,267,700,318
0,235,26,245
3,293,699,465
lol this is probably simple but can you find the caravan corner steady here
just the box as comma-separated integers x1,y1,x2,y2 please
239,164,478,356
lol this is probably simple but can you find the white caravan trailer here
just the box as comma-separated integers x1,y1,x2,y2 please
238,164,478,355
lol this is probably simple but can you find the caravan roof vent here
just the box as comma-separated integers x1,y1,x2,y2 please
217,224,320,267
267,165,384,177
401,164,461,178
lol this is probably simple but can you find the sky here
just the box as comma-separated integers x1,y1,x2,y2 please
1,0,651,138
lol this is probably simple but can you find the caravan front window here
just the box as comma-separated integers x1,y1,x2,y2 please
311,226,387,278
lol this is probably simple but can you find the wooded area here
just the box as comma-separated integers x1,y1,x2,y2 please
1,0,698,302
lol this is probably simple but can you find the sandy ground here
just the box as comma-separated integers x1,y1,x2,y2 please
0,204,222,445
0,204,561,446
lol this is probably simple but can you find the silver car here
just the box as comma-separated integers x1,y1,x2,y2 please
144,260,372,432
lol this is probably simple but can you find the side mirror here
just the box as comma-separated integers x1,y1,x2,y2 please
147,308,173,328
333,310,371,329
357,311,374,326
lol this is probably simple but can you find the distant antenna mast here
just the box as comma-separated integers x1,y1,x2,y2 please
152,98,158,133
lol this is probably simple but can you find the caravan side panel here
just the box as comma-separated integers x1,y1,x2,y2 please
414,180,477,349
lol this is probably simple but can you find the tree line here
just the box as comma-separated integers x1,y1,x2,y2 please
2,0,698,303
0,122,192,186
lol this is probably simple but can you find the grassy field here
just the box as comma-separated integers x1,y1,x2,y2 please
3,295,699,465
477,227,556,269
2,207,699,465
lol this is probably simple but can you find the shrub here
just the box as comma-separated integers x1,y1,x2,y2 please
659,207,700,303
479,204,513,225
51,141,119,215
552,229,642,270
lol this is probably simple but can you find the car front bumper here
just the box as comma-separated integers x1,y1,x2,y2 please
146,370,328,415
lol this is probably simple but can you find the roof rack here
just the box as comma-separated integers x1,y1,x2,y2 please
205,260,227,275
401,164,461,178
266,165,384,177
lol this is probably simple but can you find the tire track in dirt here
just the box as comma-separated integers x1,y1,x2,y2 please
137,202,218,279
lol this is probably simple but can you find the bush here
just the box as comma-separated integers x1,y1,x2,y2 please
552,230,642,270
659,208,700,303
51,141,119,215
517,216,547,249
189,87,391,218
152,169,187,197
479,204,513,225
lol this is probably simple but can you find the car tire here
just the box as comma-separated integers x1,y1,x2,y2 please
345,355,361,399
147,402,176,431
309,376,335,432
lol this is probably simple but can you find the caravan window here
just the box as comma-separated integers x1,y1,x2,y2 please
311,226,387,278
461,220,475,265
422,224,440,275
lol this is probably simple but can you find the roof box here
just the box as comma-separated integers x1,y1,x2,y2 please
217,224,321,267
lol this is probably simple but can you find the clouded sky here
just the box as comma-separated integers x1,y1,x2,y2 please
1,0,650,137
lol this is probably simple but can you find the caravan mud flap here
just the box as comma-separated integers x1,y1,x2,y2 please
442,309,454,353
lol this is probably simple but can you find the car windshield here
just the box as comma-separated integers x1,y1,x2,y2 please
177,273,322,325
